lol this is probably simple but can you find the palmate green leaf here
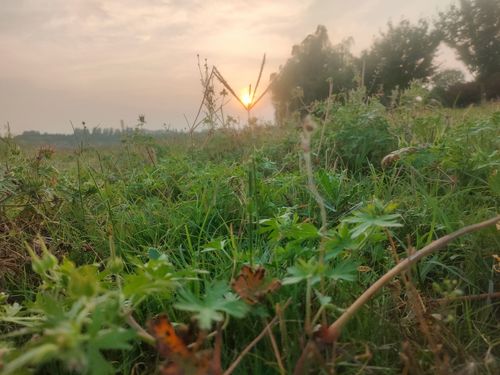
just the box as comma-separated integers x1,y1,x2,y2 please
259,210,298,242
286,222,320,242
325,260,359,282
282,259,322,286
283,257,358,286
324,223,360,260
343,200,402,238
346,213,402,238
175,281,249,330
123,257,199,303
82,326,134,375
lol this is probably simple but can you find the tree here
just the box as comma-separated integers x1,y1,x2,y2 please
430,69,470,106
438,0,500,82
362,19,441,97
270,25,357,123
432,69,466,90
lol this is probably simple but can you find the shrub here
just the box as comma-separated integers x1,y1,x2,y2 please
316,92,397,171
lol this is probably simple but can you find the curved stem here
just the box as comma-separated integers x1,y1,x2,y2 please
325,215,500,342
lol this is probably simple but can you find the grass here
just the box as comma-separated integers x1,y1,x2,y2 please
0,91,499,374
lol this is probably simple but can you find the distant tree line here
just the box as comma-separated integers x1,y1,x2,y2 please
14,125,181,148
271,0,500,121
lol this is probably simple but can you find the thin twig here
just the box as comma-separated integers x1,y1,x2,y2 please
125,313,155,346
293,340,316,375
264,318,286,375
213,67,248,109
248,82,273,110
223,299,291,375
433,292,500,304
317,79,334,154
324,215,500,342
212,325,223,375
191,66,216,131
251,54,266,104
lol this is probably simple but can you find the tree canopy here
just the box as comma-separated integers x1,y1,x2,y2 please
270,25,357,123
438,0,500,82
270,1,499,118
362,19,441,97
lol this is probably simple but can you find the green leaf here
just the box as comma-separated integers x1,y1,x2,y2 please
147,247,161,260
287,222,320,241
343,199,402,238
282,259,322,286
92,328,135,350
175,281,249,330
86,347,114,375
324,223,360,260
2,343,59,375
325,260,359,282
314,290,332,306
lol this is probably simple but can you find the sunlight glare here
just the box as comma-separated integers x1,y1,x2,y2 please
241,91,252,108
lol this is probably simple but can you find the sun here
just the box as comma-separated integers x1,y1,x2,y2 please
241,91,252,108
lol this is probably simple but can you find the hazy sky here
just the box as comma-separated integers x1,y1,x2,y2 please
0,0,464,134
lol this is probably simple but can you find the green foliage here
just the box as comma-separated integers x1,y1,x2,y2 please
271,25,357,123
432,69,466,91
362,19,440,97
438,0,500,81
1,100,499,374
0,249,136,374
175,282,249,330
316,91,397,171
342,199,402,238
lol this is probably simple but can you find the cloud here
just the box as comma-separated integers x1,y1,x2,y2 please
0,0,461,133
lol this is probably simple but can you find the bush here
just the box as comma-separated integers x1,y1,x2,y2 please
432,72,500,107
316,92,397,171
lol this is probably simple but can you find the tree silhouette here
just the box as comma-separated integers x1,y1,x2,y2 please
362,19,441,98
438,0,500,82
270,25,357,123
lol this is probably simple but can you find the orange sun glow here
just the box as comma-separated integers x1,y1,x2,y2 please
241,91,252,108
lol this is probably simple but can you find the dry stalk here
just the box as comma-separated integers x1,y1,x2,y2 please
385,229,448,373
317,79,334,155
293,339,332,375
433,292,500,304
125,313,155,346
301,116,329,329
324,215,500,342
212,325,223,375
264,318,286,375
251,54,266,104
222,299,291,375
301,116,328,234
403,243,448,374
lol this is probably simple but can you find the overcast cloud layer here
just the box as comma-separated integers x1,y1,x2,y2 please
0,0,462,134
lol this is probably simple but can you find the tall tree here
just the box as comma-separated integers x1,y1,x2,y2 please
270,25,357,123
362,19,441,97
438,0,500,82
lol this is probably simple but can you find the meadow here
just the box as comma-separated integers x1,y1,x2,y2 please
1,88,499,374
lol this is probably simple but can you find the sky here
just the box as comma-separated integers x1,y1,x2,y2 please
0,0,465,134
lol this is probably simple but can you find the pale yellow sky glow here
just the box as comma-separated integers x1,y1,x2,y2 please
0,0,462,134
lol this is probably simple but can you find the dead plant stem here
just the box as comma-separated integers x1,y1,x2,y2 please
325,215,500,341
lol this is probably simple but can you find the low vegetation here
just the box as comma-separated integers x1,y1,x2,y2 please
1,87,499,374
